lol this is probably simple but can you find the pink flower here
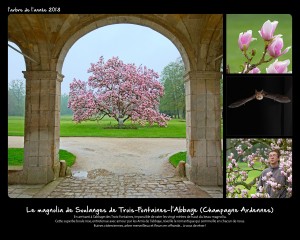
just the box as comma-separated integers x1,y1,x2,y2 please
266,59,290,73
267,37,291,58
248,67,261,74
251,194,258,198
258,20,278,41
238,30,256,51
266,172,272,177
241,190,248,198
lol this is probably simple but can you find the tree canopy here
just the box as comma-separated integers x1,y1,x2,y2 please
159,57,185,119
68,56,170,127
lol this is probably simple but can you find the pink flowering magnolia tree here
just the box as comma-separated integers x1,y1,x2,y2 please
226,138,292,198
233,20,291,74
68,56,171,127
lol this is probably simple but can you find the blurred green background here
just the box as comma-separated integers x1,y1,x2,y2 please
226,14,292,73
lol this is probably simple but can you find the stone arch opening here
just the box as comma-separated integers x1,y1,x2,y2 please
60,23,186,177
8,14,223,187
56,16,191,74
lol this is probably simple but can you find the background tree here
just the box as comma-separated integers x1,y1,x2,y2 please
68,56,170,127
159,57,185,119
8,79,25,116
60,93,73,115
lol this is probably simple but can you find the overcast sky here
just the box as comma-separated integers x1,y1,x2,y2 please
8,24,181,94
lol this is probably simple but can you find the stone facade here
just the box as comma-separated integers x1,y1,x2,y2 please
8,14,223,186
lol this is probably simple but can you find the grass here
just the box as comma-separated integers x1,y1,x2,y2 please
8,116,223,138
169,151,186,167
8,148,76,167
8,115,186,138
226,14,292,73
169,150,223,168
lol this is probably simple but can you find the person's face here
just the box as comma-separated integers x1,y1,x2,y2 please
269,152,279,165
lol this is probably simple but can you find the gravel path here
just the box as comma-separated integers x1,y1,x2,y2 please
8,136,186,176
8,137,223,198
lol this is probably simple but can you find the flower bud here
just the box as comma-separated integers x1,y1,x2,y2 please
267,37,291,58
248,67,261,74
258,20,278,41
238,30,256,51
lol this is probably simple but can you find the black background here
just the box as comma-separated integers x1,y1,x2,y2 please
226,75,292,136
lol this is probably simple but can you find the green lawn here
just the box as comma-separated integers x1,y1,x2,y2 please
169,150,223,169
169,151,187,167
227,14,292,73
8,116,223,138
8,115,187,138
8,148,76,167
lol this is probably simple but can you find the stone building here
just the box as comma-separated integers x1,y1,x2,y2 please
8,14,223,186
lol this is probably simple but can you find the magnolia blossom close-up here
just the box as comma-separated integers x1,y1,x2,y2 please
258,20,278,41
267,36,291,58
238,30,256,51
233,18,292,73
266,59,291,73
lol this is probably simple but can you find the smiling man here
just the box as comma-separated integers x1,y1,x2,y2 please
257,149,288,198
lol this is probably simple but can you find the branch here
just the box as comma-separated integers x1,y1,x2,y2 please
123,115,131,123
244,44,273,73
234,176,259,190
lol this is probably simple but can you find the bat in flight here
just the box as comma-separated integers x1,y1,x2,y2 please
228,90,291,108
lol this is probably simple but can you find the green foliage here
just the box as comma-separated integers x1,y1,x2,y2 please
8,148,76,167
169,151,187,167
8,88,73,116
160,57,185,119
227,161,263,195
60,93,73,116
8,116,186,138
8,79,25,116
227,14,292,73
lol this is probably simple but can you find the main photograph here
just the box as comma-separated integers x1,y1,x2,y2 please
8,14,223,198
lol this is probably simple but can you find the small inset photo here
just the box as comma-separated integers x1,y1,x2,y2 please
226,14,292,74
226,138,292,198
226,75,292,136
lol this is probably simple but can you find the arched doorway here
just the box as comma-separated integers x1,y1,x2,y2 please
8,14,223,186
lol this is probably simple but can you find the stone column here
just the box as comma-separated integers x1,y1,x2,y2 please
185,71,222,186
22,71,63,184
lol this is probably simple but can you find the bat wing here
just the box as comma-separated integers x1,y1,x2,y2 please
264,91,291,103
228,94,256,108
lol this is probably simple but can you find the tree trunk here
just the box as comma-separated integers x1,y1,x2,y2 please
118,118,124,128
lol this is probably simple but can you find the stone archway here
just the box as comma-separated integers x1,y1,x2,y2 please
8,14,223,186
